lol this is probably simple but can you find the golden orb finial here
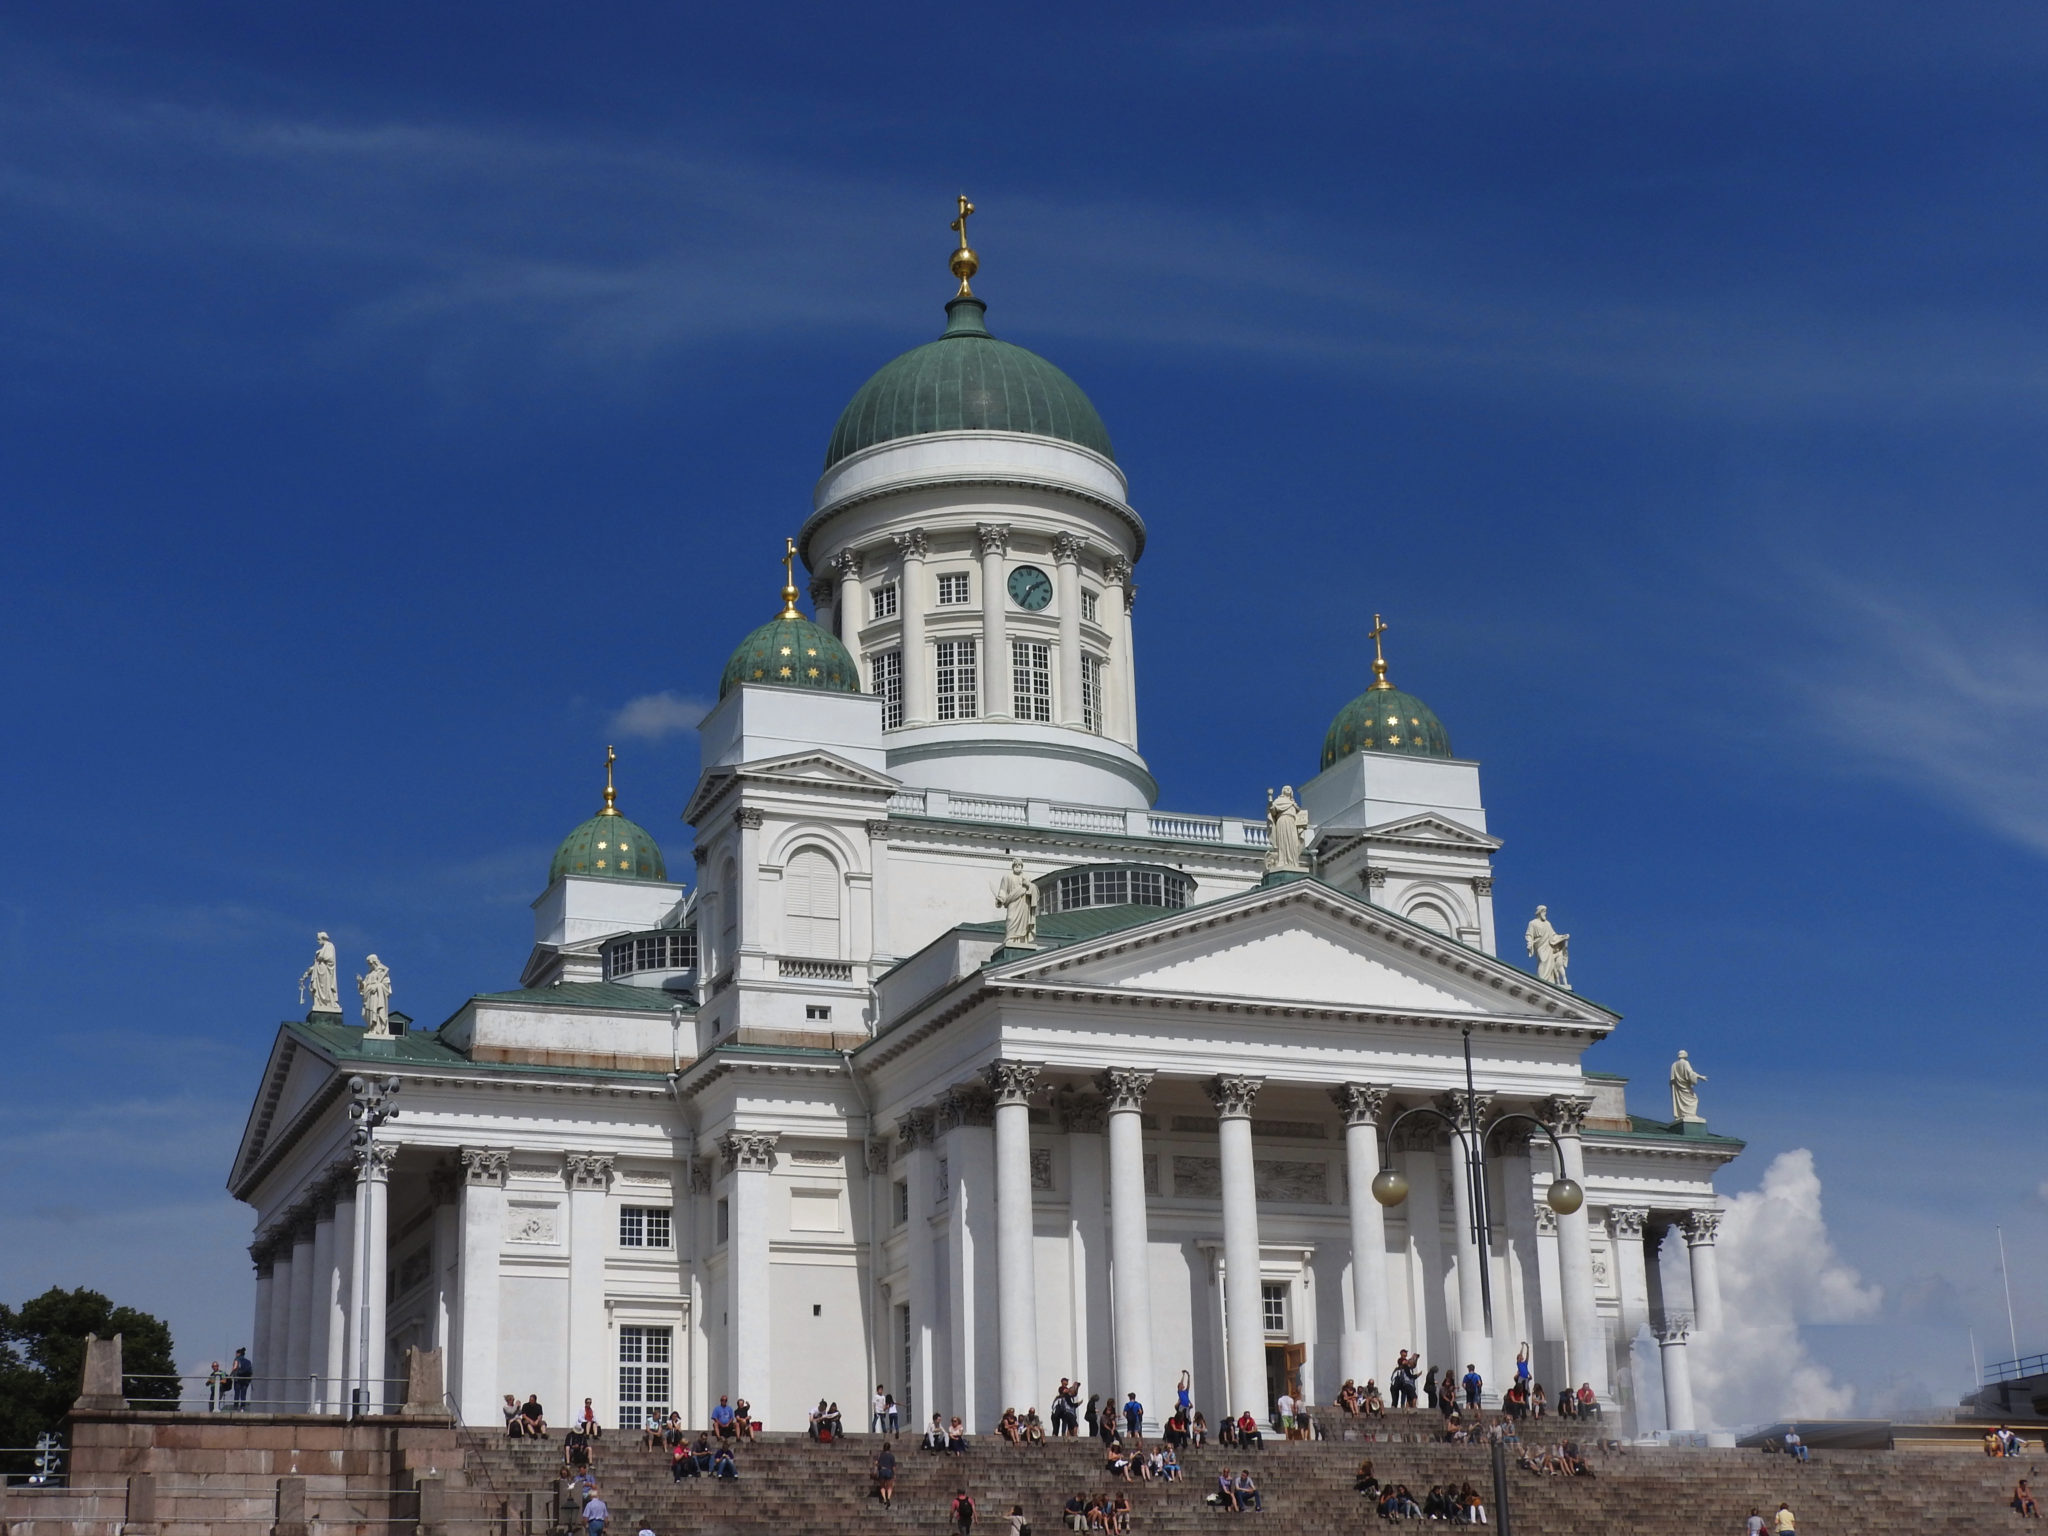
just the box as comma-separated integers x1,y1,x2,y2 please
1368,613,1394,691
600,744,620,816
949,194,979,297
778,535,802,619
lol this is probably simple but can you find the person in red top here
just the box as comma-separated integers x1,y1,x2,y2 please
1235,1410,1262,1448
952,1489,977,1535
1576,1384,1601,1419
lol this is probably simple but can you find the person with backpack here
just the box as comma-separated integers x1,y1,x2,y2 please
953,1489,977,1535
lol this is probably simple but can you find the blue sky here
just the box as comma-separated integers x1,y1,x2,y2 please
1,2,2042,1414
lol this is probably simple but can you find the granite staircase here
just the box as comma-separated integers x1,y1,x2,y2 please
457,1412,2041,1536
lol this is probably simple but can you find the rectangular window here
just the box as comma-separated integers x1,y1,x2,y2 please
1057,872,1091,911
619,1207,673,1249
1080,653,1105,732
937,572,970,605
1261,1283,1288,1334
898,1302,913,1418
1011,641,1051,722
715,1197,730,1246
872,649,903,729
805,1004,832,1021
893,1179,910,1227
934,638,977,721
1130,869,1162,906
618,1325,673,1429
1093,867,1128,906
871,582,898,620
1081,589,1099,623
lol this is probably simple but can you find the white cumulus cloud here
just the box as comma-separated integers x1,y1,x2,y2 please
611,690,709,740
1692,1148,1883,1426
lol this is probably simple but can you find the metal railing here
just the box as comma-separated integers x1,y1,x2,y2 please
1984,1352,2048,1384
117,1372,410,1414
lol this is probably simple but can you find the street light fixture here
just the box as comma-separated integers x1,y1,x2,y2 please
347,1073,400,1416
1369,1026,1582,1334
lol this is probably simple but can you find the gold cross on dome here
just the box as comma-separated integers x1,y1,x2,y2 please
1368,613,1392,690
602,744,619,815
778,536,801,619
951,194,974,247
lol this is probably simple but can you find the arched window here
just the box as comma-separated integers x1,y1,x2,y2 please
783,848,841,958
1406,900,1455,936
719,858,739,970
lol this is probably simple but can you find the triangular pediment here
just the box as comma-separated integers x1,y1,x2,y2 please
1360,812,1502,852
685,751,898,821
994,881,1611,1026
229,1024,345,1194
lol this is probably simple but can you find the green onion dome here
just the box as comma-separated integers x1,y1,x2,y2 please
550,748,668,882
719,550,863,700
1321,686,1453,769
824,296,1115,471
1319,618,1453,769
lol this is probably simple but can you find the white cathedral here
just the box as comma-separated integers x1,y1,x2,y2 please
230,215,1742,1442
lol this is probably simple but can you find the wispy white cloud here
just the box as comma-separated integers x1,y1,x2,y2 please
611,690,710,741
1785,575,2048,857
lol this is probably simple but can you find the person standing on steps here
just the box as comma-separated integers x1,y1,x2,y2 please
1745,1510,1765,1536
1176,1370,1194,1422
1052,1379,1080,1437
580,1488,609,1536
1772,1502,1795,1535
953,1488,978,1536
873,1383,889,1434
1123,1392,1145,1442
873,1441,896,1506
1462,1365,1483,1409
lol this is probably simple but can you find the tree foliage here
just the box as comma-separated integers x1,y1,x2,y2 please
0,1288,177,1464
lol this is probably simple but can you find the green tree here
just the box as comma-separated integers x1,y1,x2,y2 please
0,1288,176,1470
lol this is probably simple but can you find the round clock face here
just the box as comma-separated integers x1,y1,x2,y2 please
1007,565,1055,611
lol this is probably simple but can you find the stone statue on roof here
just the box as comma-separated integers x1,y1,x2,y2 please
357,954,394,1038
1670,1050,1707,1124
300,931,340,1016
1265,785,1309,873
993,858,1039,947
1525,905,1571,991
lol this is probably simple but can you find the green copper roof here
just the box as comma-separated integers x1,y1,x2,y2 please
719,612,861,700
550,811,667,883
1321,686,1453,770
824,297,1115,470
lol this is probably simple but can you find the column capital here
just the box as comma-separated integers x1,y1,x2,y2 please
893,528,930,560
1651,1313,1694,1345
734,806,765,830
1096,1067,1154,1114
1330,1082,1391,1127
1681,1208,1722,1246
1471,875,1495,895
1106,556,1131,586
460,1146,510,1188
1534,1204,1560,1236
1537,1094,1594,1137
689,1159,715,1194
976,522,1011,557
983,1059,1042,1107
353,1141,397,1182
808,575,835,607
719,1130,780,1173
1606,1205,1650,1241
936,1084,996,1131
1205,1074,1264,1120
832,549,863,578
895,1106,937,1150
1362,866,1389,888
565,1152,615,1192
1052,531,1086,565
865,1138,894,1175
1435,1090,1494,1132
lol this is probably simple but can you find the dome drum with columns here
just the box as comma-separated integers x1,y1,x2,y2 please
230,204,1742,1447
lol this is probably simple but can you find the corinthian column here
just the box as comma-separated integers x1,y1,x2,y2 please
1332,1084,1391,1388
1438,1093,1494,1391
283,1213,316,1412
1098,1069,1155,1420
1106,557,1137,746
1539,1096,1607,1401
896,529,930,725
350,1141,395,1413
456,1148,508,1426
1053,532,1085,726
895,1109,939,1423
1208,1075,1266,1420
721,1131,779,1427
833,550,863,653
977,524,1010,718
1682,1210,1724,1338
1654,1316,1696,1431
986,1061,1043,1417
566,1153,615,1422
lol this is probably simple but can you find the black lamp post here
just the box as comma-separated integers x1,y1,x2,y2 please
1369,1026,1583,1335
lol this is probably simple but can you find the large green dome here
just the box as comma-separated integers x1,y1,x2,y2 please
720,611,862,699
824,297,1115,471
551,810,667,883
1322,686,1454,770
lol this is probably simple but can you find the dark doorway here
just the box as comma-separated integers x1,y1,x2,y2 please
1262,1342,1304,1416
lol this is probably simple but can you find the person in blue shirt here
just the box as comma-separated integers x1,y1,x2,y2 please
710,1397,737,1439
712,1445,738,1480
1462,1367,1483,1408
1176,1371,1193,1418
581,1491,609,1536
1123,1394,1144,1440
